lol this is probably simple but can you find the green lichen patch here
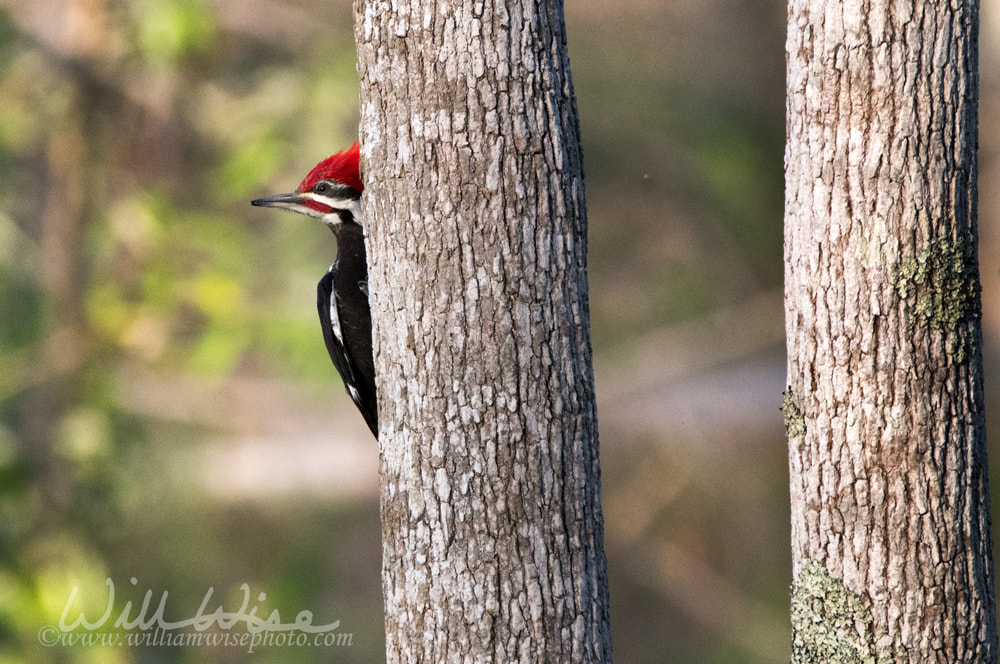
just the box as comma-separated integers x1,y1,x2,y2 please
892,236,981,363
781,389,806,438
789,560,895,664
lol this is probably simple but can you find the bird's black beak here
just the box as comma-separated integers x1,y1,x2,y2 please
251,192,309,208
251,191,322,218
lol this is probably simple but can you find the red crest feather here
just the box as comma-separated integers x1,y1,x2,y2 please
296,142,363,193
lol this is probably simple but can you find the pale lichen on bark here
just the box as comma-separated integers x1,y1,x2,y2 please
781,389,806,439
790,561,898,664
892,236,981,363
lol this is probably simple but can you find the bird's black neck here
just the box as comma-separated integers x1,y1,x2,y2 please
330,223,369,296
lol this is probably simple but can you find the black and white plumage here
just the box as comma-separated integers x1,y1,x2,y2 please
251,144,378,438
315,226,377,437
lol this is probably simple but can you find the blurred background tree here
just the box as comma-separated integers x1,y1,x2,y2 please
0,0,997,662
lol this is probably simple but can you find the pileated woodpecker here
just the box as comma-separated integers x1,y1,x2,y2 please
251,143,377,438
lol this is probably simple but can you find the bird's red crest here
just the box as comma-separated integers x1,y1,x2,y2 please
296,142,363,194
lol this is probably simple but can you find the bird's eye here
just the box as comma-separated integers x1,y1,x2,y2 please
314,181,330,194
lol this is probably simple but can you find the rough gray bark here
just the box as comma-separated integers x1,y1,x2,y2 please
784,0,996,662
353,1,612,662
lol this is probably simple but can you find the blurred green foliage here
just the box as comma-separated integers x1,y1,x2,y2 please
0,0,792,662
0,1,371,661
136,0,215,64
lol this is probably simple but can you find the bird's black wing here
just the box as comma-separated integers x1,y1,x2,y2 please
317,270,379,438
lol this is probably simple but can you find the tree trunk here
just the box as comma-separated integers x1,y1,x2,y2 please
353,1,613,662
784,0,996,661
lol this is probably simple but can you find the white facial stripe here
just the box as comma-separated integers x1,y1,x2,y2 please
308,193,363,226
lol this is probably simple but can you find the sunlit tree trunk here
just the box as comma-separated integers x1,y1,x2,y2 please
354,1,613,662
784,0,996,661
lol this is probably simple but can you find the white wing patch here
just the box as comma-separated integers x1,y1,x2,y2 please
328,268,344,347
